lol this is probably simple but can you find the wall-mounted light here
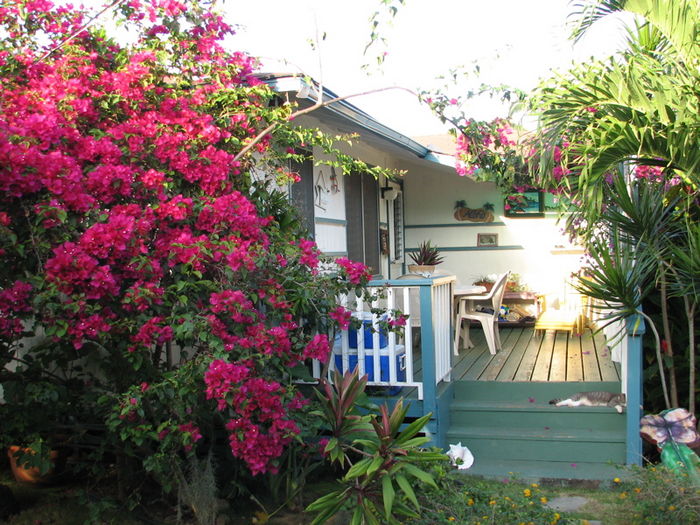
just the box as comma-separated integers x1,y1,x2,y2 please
381,187,399,201
296,81,311,99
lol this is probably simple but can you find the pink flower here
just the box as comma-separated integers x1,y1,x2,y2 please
330,306,351,330
335,257,371,285
303,334,330,362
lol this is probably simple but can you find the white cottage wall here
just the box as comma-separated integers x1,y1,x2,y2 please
294,115,405,278
401,162,584,296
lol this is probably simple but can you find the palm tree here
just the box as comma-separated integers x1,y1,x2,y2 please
529,0,699,412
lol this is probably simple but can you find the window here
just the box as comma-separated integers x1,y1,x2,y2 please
289,154,315,237
345,171,380,273
391,192,404,261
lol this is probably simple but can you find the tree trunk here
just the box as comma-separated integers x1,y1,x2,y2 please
640,311,671,409
686,299,696,415
660,275,679,406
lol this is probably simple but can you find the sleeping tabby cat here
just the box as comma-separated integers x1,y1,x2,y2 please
549,391,626,413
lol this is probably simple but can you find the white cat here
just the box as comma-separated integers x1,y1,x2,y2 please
549,391,626,414
446,442,474,470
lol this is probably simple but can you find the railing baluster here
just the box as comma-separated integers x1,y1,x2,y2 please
310,275,455,403
387,287,397,384
403,286,414,386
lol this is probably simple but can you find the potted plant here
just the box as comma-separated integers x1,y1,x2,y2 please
0,353,83,484
473,274,497,292
408,241,444,274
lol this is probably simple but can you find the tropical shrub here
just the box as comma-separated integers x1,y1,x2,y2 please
406,472,569,525
0,0,387,512
307,370,447,524
620,464,700,524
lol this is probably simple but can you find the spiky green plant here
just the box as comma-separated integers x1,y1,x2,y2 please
409,241,444,266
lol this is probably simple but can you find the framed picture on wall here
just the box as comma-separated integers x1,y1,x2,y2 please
477,233,498,247
504,191,544,217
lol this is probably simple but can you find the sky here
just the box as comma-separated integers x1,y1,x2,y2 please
226,0,632,138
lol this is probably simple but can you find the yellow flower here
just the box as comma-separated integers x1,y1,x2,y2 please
467,498,474,506
540,496,548,503
504,496,511,501
619,492,627,499
447,517,456,522
531,483,539,487
634,487,642,493
489,500,496,506
613,477,621,483
523,488,532,497
668,505,676,511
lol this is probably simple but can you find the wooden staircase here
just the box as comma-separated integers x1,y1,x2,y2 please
447,380,627,481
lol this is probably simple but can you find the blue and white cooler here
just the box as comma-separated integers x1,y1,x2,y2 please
333,313,406,393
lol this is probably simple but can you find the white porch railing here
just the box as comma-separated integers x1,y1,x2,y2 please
313,275,456,401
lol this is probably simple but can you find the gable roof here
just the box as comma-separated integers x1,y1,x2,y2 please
258,73,455,169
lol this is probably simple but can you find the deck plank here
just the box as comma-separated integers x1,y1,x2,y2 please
531,331,555,381
495,327,531,381
453,330,487,380
580,331,601,381
479,327,519,381
446,326,620,384
513,331,544,381
548,332,569,381
566,333,584,381
597,334,620,381
460,328,498,380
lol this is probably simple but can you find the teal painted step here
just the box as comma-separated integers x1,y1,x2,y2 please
451,401,626,431
457,459,628,482
447,380,626,480
453,381,622,402
446,426,626,463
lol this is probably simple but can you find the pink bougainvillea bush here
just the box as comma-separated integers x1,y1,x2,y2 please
0,0,379,498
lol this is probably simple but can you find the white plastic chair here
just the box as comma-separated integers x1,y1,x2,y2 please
454,271,510,355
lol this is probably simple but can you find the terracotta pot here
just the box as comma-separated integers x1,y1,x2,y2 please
7,446,65,484
474,281,494,292
407,264,435,274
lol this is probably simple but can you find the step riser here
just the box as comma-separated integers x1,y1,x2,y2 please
445,435,626,463
460,460,628,481
453,381,622,402
450,410,625,430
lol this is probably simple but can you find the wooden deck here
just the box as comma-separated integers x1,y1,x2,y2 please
453,326,620,382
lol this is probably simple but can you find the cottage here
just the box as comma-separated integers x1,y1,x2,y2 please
266,73,643,480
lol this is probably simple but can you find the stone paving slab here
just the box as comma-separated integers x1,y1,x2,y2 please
545,495,590,512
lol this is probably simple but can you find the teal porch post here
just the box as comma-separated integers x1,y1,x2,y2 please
419,284,437,417
626,316,645,466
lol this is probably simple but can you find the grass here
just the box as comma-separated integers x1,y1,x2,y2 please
2,461,698,524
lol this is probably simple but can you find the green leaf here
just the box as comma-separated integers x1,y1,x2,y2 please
345,457,373,480
395,473,419,509
395,413,432,444
366,455,383,476
350,506,363,525
305,490,344,512
400,463,437,488
381,475,395,518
